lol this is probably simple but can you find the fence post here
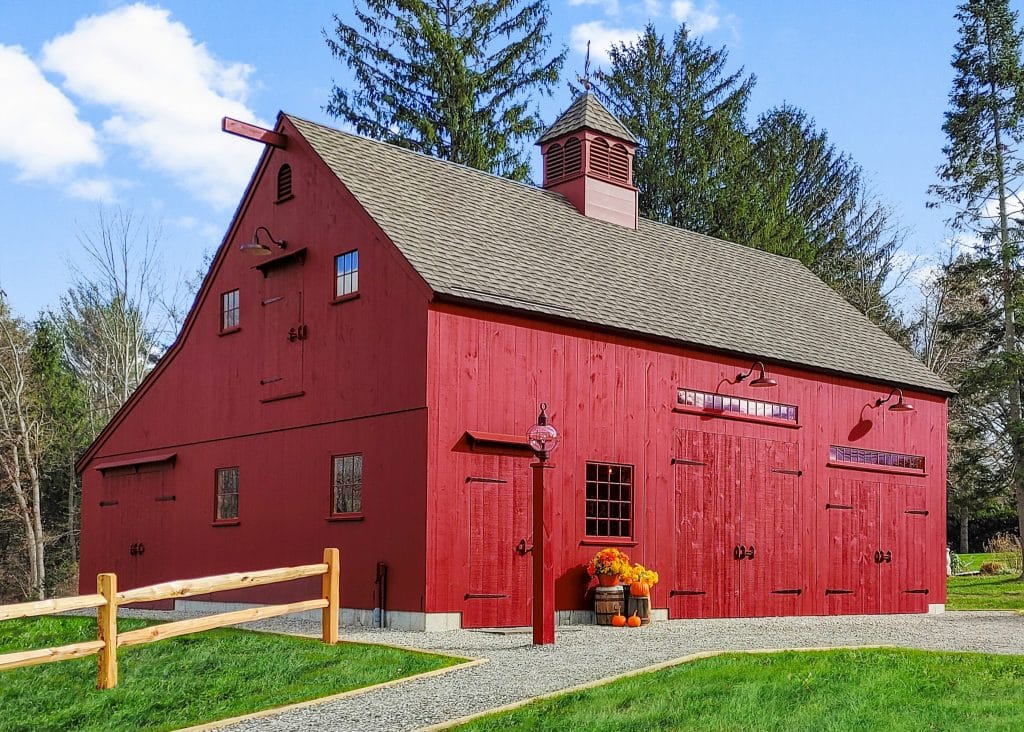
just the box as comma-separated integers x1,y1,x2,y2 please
97,573,118,689
322,548,340,645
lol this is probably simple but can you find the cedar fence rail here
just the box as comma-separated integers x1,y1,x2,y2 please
0,547,340,689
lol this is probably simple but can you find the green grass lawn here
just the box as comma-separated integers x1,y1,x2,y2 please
1,616,462,732
948,574,1024,611
957,552,1014,571
455,649,1024,732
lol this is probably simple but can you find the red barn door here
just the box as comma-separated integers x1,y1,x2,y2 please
823,477,880,615
462,455,531,628
879,483,930,613
259,261,304,401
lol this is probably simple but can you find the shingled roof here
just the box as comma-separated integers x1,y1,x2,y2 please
287,114,951,394
536,93,638,144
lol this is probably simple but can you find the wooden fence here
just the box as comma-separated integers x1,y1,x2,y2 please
0,547,340,689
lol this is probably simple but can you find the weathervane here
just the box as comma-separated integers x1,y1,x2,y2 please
577,40,605,91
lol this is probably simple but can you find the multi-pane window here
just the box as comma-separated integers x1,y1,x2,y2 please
221,289,240,331
332,454,363,514
585,462,633,538
677,388,798,423
215,467,239,521
829,446,925,472
335,251,359,298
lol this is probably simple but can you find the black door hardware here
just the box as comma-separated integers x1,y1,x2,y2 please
514,539,532,556
873,549,892,564
733,545,755,560
129,542,146,557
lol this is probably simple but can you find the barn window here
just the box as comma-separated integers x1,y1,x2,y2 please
335,250,359,300
609,143,629,182
214,467,239,522
546,143,564,182
677,389,798,423
589,137,610,178
585,462,633,538
220,289,240,332
332,454,363,515
829,446,925,473
276,164,293,202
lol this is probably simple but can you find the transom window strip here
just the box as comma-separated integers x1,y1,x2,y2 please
585,462,633,538
221,289,239,331
677,388,798,422
829,445,925,472
215,467,239,521
333,454,363,514
335,250,359,298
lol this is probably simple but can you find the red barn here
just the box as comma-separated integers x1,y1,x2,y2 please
77,95,952,629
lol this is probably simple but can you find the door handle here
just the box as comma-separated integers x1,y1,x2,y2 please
734,545,754,560
515,539,532,556
746,545,755,560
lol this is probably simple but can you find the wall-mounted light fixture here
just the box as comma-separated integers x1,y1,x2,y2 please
736,361,777,388
875,388,914,413
239,226,287,256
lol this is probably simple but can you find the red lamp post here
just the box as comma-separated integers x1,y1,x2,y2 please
527,402,559,645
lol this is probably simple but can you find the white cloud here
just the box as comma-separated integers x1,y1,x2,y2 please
66,177,117,203
570,21,642,64
671,1,721,34
40,3,264,208
568,0,620,15
643,0,663,16
0,44,101,180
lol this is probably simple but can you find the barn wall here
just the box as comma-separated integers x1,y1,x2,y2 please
424,303,947,621
79,117,432,611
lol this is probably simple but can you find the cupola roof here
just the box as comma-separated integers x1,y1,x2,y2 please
537,92,638,145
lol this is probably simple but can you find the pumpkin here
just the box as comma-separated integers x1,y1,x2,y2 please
629,581,651,597
627,612,642,628
610,613,627,627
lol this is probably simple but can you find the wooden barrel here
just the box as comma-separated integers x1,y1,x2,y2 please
595,585,624,625
628,595,652,625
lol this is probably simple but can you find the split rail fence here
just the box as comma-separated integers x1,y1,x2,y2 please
0,547,340,689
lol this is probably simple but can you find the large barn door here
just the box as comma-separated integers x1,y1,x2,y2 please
670,429,741,618
879,483,930,613
823,477,880,615
258,262,304,401
739,438,803,617
463,455,531,628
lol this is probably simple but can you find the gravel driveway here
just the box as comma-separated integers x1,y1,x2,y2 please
185,610,1024,731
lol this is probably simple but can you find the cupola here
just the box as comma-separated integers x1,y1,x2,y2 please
537,93,638,229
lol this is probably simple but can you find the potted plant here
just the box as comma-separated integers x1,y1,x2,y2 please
586,547,631,586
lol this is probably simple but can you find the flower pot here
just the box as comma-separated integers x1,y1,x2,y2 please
597,574,620,587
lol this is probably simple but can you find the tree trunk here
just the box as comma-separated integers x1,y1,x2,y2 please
68,456,78,563
959,507,970,554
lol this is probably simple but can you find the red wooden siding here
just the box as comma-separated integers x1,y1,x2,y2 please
425,303,947,620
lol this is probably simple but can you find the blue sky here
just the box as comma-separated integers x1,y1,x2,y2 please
0,1,993,320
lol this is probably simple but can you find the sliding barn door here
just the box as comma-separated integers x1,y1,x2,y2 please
879,483,930,613
823,477,880,615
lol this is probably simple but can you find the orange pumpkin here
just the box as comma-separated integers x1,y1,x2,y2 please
610,613,627,627
627,612,642,628
629,581,651,597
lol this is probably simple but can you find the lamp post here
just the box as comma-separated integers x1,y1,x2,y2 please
527,402,559,645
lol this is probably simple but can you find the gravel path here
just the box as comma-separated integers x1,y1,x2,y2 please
126,610,1020,731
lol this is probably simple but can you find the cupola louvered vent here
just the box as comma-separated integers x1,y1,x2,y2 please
590,138,610,178
564,137,583,176
276,164,293,202
546,143,564,183
610,143,629,183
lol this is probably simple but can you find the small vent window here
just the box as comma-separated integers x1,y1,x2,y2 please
829,446,925,473
590,137,610,178
564,137,583,176
546,143,564,182
610,143,629,182
276,164,293,202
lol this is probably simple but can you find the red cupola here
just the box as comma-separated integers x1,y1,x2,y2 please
537,93,638,229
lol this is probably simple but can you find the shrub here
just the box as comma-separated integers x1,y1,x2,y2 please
980,561,1006,575
984,532,1022,574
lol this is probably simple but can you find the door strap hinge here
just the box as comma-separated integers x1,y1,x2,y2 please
902,589,930,594
771,468,802,476
464,593,508,600
904,509,929,515
825,589,853,595
771,589,802,595
825,503,853,510
465,477,508,484
671,457,706,466
670,589,706,596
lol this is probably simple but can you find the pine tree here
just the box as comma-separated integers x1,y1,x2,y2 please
324,0,565,181
931,0,1024,563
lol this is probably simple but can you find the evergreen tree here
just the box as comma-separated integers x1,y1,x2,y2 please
931,0,1024,562
324,0,565,181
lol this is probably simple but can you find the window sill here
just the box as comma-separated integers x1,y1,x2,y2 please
826,461,927,478
579,538,638,547
219,326,241,337
260,390,305,404
326,513,364,522
331,292,361,305
211,520,240,527
274,194,294,205
672,405,801,429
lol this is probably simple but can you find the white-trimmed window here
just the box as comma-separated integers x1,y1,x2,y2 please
335,251,359,299
221,289,240,331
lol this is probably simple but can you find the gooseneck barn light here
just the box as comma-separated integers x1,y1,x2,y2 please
239,226,287,256
736,361,777,388
875,388,914,413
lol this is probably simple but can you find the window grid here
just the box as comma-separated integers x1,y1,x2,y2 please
332,454,363,514
335,250,359,298
829,445,925,472
221,289,239,331
585,462,633,538
677,388,798,423
215,467,239,521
